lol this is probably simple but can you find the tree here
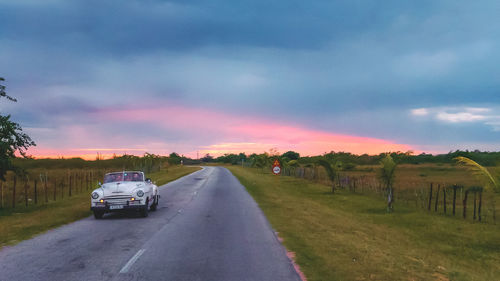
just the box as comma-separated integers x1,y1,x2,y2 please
0,77,36,181
0,77,17,102
282,151,300,161
455,156,499,222
142,152,162,173
251,153,270,172
168,152,182,165
317,158,341,193
379,154,397,212
238,152,247,163
454,156,499,192
201,153,214,162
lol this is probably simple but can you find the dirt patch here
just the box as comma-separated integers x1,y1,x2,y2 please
286,251,308,281
275,232,307,281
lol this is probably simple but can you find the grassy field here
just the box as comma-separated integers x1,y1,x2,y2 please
282,163,499,223
0,165,200,249
286,163,498,189
228,165,500,281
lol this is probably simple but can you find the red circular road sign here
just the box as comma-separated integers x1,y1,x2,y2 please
272,159,281,175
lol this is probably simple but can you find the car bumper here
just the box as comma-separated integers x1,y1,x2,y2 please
91,204,146,212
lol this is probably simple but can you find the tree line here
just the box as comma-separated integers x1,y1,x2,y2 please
202,149,499,168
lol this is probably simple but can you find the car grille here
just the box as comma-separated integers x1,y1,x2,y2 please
103,194,131,205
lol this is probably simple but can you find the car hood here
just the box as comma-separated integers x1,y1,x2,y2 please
101,181,146,197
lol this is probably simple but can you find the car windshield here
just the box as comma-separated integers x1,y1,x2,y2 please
124,172,144,182
103,172,144,183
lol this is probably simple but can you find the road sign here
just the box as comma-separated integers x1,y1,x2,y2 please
272,159,281,175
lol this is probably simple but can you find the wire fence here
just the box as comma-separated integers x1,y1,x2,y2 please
0,169,108,209
0,163,165,210
280,166,497,224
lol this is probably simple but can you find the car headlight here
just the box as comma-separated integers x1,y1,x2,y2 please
91,192,99,199
136,190,144,197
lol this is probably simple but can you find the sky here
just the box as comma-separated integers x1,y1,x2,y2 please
1,0,499,159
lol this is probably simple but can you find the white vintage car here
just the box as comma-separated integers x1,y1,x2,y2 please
90,171,159,219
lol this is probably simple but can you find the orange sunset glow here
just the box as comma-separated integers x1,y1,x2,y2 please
27,104,414,159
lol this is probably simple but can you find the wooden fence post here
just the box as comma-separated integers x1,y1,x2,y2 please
478,190,482,222
452,185,457,216
12,177,16,208
434,184,440,212
61,179,64,199
463,190,469,219
69,174,72,197
44,178,48,203
34,179,38,205
24,180,28,207
473,191,477,221
443,186,447,214
428,183,433,211
53,179,57,201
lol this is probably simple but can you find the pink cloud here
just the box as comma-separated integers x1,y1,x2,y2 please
29,102,414,158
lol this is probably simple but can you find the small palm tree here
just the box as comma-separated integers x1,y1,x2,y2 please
317,158,340,193
379,154,397,212
455,156,499,221
287,160,299,167
251,153,270,173
287,160,299,176
454,156,499,192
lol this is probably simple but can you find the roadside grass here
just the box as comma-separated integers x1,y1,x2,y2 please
228,166,500,281
0,165,200,249
149,165,201,186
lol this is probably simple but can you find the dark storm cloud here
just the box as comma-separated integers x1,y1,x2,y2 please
1,0,499,153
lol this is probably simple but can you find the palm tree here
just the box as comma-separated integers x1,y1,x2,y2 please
287,160,299,167
455,156,499,221
454,156,499,192
379,154,397,212
317,158,340,193
251,153,270,173
287,160,299,177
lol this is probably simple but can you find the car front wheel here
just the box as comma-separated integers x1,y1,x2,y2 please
93,210,104,219
140,200,149,217
150,195,158,211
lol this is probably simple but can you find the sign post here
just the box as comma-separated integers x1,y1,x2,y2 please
272,159,281,175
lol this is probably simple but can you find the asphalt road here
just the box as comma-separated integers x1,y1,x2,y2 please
0,167,302,281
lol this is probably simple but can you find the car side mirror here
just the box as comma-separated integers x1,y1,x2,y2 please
146,178,152,183
98,181,102,186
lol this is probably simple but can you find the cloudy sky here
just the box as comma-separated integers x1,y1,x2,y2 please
1,0,499,158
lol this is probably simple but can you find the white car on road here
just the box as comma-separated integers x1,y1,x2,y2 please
90,171,159,219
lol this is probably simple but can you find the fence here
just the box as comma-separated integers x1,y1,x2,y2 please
280,166,496,223
0,160,170,211
0,169,109,210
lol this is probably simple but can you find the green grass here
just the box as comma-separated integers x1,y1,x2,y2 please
228,166,500,281
148,165,201,186
0,165,200,249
